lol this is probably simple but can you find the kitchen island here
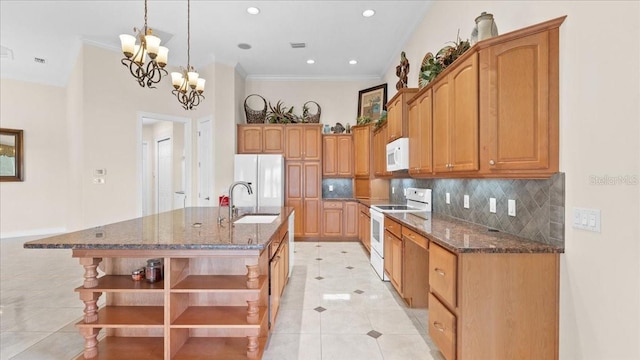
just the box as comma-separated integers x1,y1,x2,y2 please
24,206,294,360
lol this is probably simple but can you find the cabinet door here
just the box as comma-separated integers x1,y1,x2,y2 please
336,136,353,177
353,125,371,178
449,53,479,172
303,126,322,161
432,79,451,173
263,126,284,154
270,254,281,326
285,162,304,237
418,90,433,173
344,202,358,237
480,31,555,172
373,126,387,177
285,126,303,160
303,162,321,237
237,125,263,153
323,136,337,176
408,100,420,174
387,97,402,142
323,208,343,237
391,234,403,294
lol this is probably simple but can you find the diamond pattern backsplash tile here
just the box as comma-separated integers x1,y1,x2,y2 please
390,173,565,245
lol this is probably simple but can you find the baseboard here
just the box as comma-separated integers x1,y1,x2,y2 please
0,227,67,240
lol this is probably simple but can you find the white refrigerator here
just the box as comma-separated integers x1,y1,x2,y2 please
233,154,285,209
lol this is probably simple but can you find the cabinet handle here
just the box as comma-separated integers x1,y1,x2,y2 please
433,321,445,332
434,268,446,276
489,159,495,165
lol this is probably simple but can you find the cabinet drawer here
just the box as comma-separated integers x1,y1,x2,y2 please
402,227,428,250
384,217,402,238
429,242,457,308
428,293,456,360
323,201,344,209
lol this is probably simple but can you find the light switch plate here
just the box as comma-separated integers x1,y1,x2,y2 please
445,193,450,204
508,199,516,216
93,177,105,184
489,198,496,213
463,195,470,209
573,207,601,232
329,185,334,192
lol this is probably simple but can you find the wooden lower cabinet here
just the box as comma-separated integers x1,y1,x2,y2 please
402,227,429,308
321,201,359,239
428,242,560,360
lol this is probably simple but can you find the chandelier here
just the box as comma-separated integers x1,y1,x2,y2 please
119,0,168,88
171,0,205,110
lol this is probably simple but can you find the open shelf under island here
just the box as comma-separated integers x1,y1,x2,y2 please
24,206,295,360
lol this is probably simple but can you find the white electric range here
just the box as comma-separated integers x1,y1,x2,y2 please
369,188,432,281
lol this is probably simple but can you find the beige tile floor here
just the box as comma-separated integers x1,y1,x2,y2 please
1,236,443,359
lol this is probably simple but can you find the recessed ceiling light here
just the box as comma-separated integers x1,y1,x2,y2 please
362,9,375,17
238,43,252,50
307,59,315,64
247,7,260,15
349,60,358,65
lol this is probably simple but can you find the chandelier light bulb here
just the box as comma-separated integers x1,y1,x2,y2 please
171,72,184,89
119,34,136,58
187,71,199,88
132,45,146,65
144,34,161,58
196,78,205,93
156,46,169,67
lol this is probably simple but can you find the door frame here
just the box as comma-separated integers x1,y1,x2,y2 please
136,112,192,217
197,116,215,207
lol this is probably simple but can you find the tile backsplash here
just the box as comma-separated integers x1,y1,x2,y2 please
390,173,565,245
322,179,353,199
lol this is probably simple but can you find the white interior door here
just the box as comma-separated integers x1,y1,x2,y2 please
197,118,214,206
142,141,152,215
157,137,173,213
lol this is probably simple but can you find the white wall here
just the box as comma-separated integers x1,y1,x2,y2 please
387,2,640,359
0,80,69,237
245,79,381,127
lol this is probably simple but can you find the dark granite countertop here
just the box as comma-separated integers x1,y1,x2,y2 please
385,212,564,254
24,207,293,251
354,199,390,207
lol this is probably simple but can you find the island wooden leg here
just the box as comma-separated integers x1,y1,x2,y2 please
79,292,102,323
246,264,259,289
246,299,259,324
79,327,100,359
79,257,102,288
247,336,259,358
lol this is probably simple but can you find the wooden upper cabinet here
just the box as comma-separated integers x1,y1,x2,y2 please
323,135,353,177
263,126,285,153
432,52,479,173
387,88,419,142
353,124,372,178
479,28,559,175
237,124,284,154
408,88,433,176
373,124,391,177
285,124,322,161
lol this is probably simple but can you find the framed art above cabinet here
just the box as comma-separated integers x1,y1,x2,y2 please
0,128,23,182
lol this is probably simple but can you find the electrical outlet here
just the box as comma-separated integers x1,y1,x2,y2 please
403,188,407,196
508,199,516,216
446,192,450,204
464,195,469,209
93,177,105,185
392,187,395,194
329,185,334,192
489,198,496,213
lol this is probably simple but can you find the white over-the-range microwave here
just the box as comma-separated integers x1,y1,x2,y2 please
386,137,409,172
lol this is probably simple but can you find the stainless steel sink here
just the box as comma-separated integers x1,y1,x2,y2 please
233,214,279,224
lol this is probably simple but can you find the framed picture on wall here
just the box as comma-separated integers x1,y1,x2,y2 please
357,84,387,122
0,128,24,182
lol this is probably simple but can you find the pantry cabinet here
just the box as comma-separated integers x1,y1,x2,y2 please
478,19,561,177
323,134,353,177
432,52,479,174
286,161,321,238
408,88,433,176
387,88,419,142
237,124,284,154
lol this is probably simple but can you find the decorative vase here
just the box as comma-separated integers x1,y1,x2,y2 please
471,12,498,44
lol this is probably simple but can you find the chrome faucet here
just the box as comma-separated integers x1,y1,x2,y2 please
228,181,253,220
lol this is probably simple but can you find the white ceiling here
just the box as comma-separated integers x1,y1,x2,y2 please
0,1,432,87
